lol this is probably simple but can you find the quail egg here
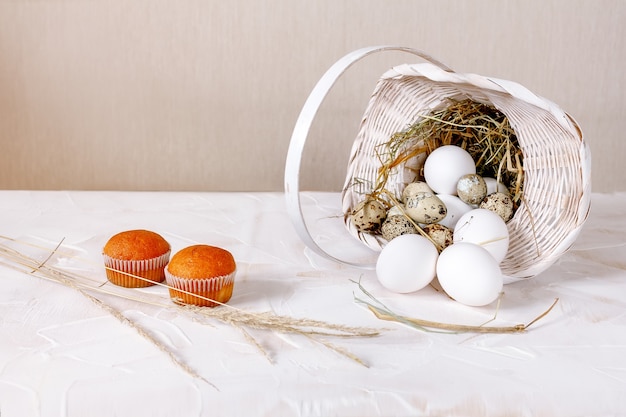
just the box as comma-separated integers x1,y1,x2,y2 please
402,181,433,202
381,214,418,241
423,223,453,250
404,192,447,224
349,198,387,232
480,192,514,222
457,174,488,205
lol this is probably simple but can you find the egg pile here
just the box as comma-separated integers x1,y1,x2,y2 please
367,145,516,307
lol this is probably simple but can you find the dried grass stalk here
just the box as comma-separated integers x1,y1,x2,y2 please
353,279,558,334
0,236,381,376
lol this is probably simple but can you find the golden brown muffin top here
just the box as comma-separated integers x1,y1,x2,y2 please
103,229,170,260
167,244,236,279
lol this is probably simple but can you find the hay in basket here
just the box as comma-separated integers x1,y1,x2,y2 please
285,46,591,282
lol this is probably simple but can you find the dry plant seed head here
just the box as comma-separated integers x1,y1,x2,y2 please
0,236,382,370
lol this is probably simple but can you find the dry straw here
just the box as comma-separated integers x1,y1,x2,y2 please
352,279,559,334
0,236,381,385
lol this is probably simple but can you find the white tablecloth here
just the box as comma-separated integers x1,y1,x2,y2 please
1,191,625,417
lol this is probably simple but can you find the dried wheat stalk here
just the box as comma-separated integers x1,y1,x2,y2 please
0,236,382,381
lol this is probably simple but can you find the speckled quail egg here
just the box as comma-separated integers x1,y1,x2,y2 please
423,223,453,250
402,181,433,202
349,198,387,232
381,215,418,241
457,174,488,205
480,192,514,222
404,192,447,224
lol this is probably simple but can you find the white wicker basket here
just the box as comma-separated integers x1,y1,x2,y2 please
285,46,591,282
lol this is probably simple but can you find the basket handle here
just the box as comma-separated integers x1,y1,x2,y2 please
284,46,452,268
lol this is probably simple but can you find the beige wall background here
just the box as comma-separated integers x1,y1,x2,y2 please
0,0,623,192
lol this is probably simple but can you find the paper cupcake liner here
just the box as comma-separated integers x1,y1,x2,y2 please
165,269,235,307
103,251,171,288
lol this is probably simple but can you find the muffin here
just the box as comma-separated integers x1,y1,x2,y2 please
102,229,171,288
165,244,236,307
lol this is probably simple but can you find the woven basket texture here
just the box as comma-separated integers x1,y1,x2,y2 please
341,62,591,281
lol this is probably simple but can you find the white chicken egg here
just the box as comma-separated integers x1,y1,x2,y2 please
483,177,509,195
386,204,405,217
436,194,473,229
453,208,510,263
423,145,476,195
436,242,503,306
376,234,438,293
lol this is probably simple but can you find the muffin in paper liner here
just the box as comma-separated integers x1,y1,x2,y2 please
165,269,235,307
165,244,237,307
103,251,171,288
